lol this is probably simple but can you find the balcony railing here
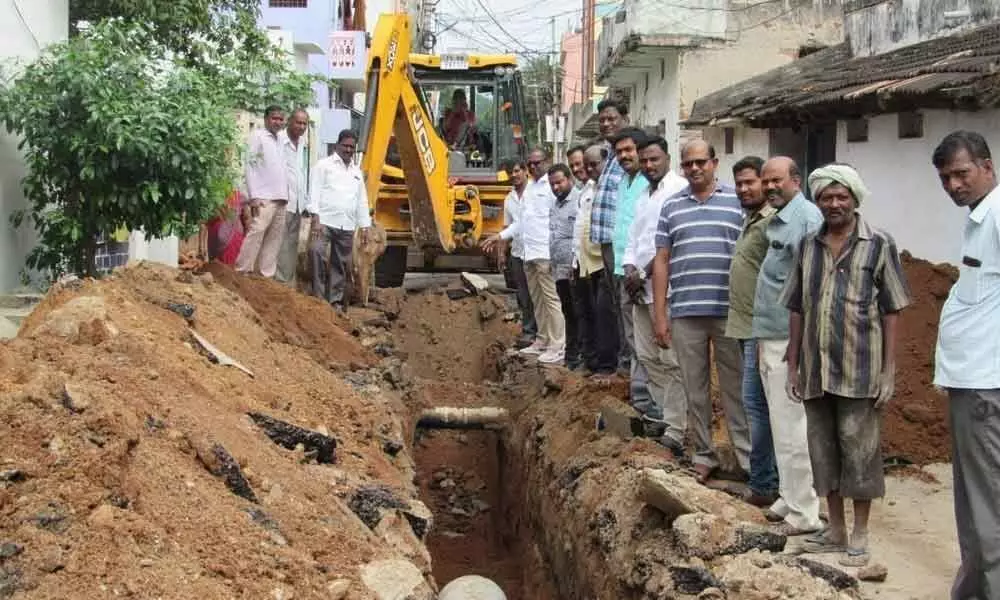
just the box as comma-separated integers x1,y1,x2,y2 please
597,0,728,76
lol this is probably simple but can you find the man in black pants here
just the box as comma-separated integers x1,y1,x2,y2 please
547,163,581,368
573,144,619,375
500,159,537,347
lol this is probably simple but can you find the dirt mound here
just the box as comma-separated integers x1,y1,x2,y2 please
0,263,418,599
882,252,957,464
205,262,376,370
387,288,516,384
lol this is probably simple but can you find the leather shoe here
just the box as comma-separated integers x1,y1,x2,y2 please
743,492,778,508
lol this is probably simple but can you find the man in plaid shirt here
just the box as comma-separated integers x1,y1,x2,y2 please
588,99,652,413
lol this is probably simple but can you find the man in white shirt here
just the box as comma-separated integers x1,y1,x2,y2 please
276,109,310,286
932,130,1000,600
306,129,371,311
622,136,689,454
501,159,536,348
485,148,565,364
236,105,289,278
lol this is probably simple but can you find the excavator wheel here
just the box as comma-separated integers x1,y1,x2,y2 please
374,245,407,288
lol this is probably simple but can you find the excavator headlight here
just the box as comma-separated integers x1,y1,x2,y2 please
464,186,478,200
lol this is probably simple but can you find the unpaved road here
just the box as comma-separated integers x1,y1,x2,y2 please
803,464,958,599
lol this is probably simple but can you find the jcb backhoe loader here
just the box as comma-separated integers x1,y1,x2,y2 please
358,13,530,287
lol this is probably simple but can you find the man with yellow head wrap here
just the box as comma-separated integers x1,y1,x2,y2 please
780,162,911,567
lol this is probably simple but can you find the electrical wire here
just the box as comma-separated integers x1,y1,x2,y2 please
12,0,41,49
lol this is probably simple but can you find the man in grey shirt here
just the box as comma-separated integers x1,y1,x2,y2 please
548,163,581,369
752,156,823,536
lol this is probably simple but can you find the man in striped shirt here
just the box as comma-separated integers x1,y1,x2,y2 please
651,140,751,482
782,163,910,566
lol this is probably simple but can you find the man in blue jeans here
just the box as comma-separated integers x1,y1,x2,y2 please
724,156,778,503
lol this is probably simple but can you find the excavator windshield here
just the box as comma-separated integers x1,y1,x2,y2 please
411,62,527,178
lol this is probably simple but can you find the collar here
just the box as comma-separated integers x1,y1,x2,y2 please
773,192,807,223
281,131,302,150
818,212,872,242
331,153,353,169
748,202,777,224
970,184,1000,224
682,179,724,200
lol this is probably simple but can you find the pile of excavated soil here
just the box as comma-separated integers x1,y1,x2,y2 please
883,253,957,464
386,287,516,384
0,263,424,599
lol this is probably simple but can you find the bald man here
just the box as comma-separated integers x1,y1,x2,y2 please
752,156,824,537
572,144,620,375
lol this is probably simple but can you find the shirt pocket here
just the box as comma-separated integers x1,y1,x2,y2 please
954,263,983,305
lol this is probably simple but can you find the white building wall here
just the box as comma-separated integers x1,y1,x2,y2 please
703,125,770,182
0,0,69,292
836,109,1000,265
631,51,682,156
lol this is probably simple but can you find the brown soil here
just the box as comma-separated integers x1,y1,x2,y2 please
387,288,516,384
882,252,958,464
0,263,413,599
205,263,376,370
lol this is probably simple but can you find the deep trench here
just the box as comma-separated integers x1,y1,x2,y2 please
412,424,561,600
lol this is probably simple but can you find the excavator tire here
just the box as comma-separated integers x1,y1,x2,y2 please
374,245,407,288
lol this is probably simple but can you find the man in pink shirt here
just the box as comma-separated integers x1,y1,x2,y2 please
236,105,289,278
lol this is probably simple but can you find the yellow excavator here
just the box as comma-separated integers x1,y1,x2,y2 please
358,13,530,287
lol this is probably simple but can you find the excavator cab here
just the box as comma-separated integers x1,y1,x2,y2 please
413,60,528,177
360,14,530,287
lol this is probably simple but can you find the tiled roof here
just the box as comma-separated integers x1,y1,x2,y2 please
684,21,1000,126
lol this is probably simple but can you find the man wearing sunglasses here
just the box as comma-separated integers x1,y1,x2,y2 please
651,140,751,484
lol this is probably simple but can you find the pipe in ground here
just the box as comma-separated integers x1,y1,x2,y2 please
416,407,509,430
439,575,508,600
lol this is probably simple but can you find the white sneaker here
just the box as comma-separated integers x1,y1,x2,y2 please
538,348,565,364
519,341,546,355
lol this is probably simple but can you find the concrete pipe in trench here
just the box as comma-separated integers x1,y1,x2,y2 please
438,575,507,600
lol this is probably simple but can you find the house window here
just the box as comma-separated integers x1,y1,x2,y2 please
846,118,869,143
660,58,666,80
327,143,337,157
724,127,735,155
329,84,336,110
268,0,307,7
898,111,924,139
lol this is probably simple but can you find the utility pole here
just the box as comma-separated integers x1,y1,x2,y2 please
582,0,595,102
550,16,561,160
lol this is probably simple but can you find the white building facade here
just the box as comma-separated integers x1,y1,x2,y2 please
686,0,1000,265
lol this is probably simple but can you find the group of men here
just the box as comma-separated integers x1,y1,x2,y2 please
488,96,1000,592
233,105,372,309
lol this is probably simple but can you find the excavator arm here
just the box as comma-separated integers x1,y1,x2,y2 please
359,14,481,253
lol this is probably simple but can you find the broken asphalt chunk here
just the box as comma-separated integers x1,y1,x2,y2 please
790,557,858,590
248,412,337,464
347,485,408,531
0,470,24,484
670,565,723,595
191,436,257,503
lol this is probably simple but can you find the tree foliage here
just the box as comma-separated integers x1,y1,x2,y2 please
70,0,269,69
1,3,325,281
3,22,242,278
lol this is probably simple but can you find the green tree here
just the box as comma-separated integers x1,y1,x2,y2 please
1,22,247,278
70,0,270,70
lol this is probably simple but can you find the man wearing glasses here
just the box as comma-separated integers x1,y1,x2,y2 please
651,140,751,483
307,129,371,312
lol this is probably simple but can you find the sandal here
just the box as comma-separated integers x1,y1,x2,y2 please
693,464,716,484
800,531,847,554
839,547,871,567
